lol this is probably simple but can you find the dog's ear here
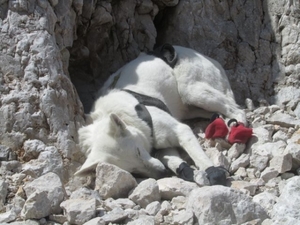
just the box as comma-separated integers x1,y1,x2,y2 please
109,113,127,136
160,43,177,68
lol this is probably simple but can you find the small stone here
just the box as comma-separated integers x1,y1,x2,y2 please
230,153,250,173
95,162,137,199
194,170,210,187
253,192,277,216
250,154,269,171
269,154,293,173
171,196,186,210
260,167,279,182
82,217,105,225
235,167,247,177
231,180,257,196
129,178,160,208
228,143,246,161
145,201,161,216
157,177,198,200
60,198,97,225
172,209,194,225
21,172,65,219
101,207,128,224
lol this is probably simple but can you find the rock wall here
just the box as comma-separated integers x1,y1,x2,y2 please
155,0,300,111
0,0,86,182
69,0,178,112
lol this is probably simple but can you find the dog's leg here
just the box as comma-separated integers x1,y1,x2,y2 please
179,82,246,124
150,107,227,185
135,147,168,179
175,123,214,170
155,148,195,182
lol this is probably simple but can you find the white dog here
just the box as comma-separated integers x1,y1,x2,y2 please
75,44,246,185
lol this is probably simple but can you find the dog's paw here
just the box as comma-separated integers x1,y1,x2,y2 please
205,166,227,186
176,162,195,182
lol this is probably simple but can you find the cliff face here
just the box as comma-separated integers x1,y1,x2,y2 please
0,0,300,224
157,0,300,109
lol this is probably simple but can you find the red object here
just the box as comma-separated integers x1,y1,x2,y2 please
205,118,229,139
228,123,253,144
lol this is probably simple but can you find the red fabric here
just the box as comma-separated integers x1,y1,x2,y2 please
228,123,253,144
205,118,229,139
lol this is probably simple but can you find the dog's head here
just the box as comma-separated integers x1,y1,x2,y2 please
75,113,166,178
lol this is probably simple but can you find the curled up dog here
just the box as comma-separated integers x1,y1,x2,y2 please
75,44,247,186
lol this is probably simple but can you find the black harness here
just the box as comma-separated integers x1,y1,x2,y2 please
123,89,171,136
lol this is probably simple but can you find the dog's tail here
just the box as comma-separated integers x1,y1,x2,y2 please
149,43,178,68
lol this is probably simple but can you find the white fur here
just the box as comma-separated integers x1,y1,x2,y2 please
76,46,246,178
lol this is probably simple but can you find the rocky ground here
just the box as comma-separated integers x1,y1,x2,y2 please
0,98,300,225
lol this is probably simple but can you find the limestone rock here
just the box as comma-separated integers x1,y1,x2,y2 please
157,177,198,200
230,153,250,173
83,217,105,225
95,162,137,199
101,207,128,224
129,178,160,208
253,192,277,216
0,179,8,208
145,201,161,216
186,186,268,224
60,198,97,225
21,172,65,219
172,209,194,225
260,167,279,183
269,154,293,173
231,180,257,196
272,176,300,222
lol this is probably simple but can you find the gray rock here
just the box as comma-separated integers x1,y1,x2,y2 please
269,154,293,173
206,147,230,170
95,162,137,199
0,179,8,208
253,192,277,216
231,181,257,196
172,209,194,225
260,167,279,183
272,176,300,221
266,110,300,128
145,201,161,216
112,198,136,209
101,207,128,224
230,153,250,173
83,217,105,225
157,177,198,200
60,198,96,225
129,178,160,208
171,196,186,210
228,143,246,161
250,154,269,171
21,146,64,179
186,186,268,225
194,170,210,187
22,139,46,162
70,187,102,205
127,215,155,225
21,172,65,219
0,145,13,161
252,141,287,159
284,142,300,169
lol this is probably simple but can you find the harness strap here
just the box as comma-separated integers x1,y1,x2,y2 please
123,89,171,115
123,89,171,137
